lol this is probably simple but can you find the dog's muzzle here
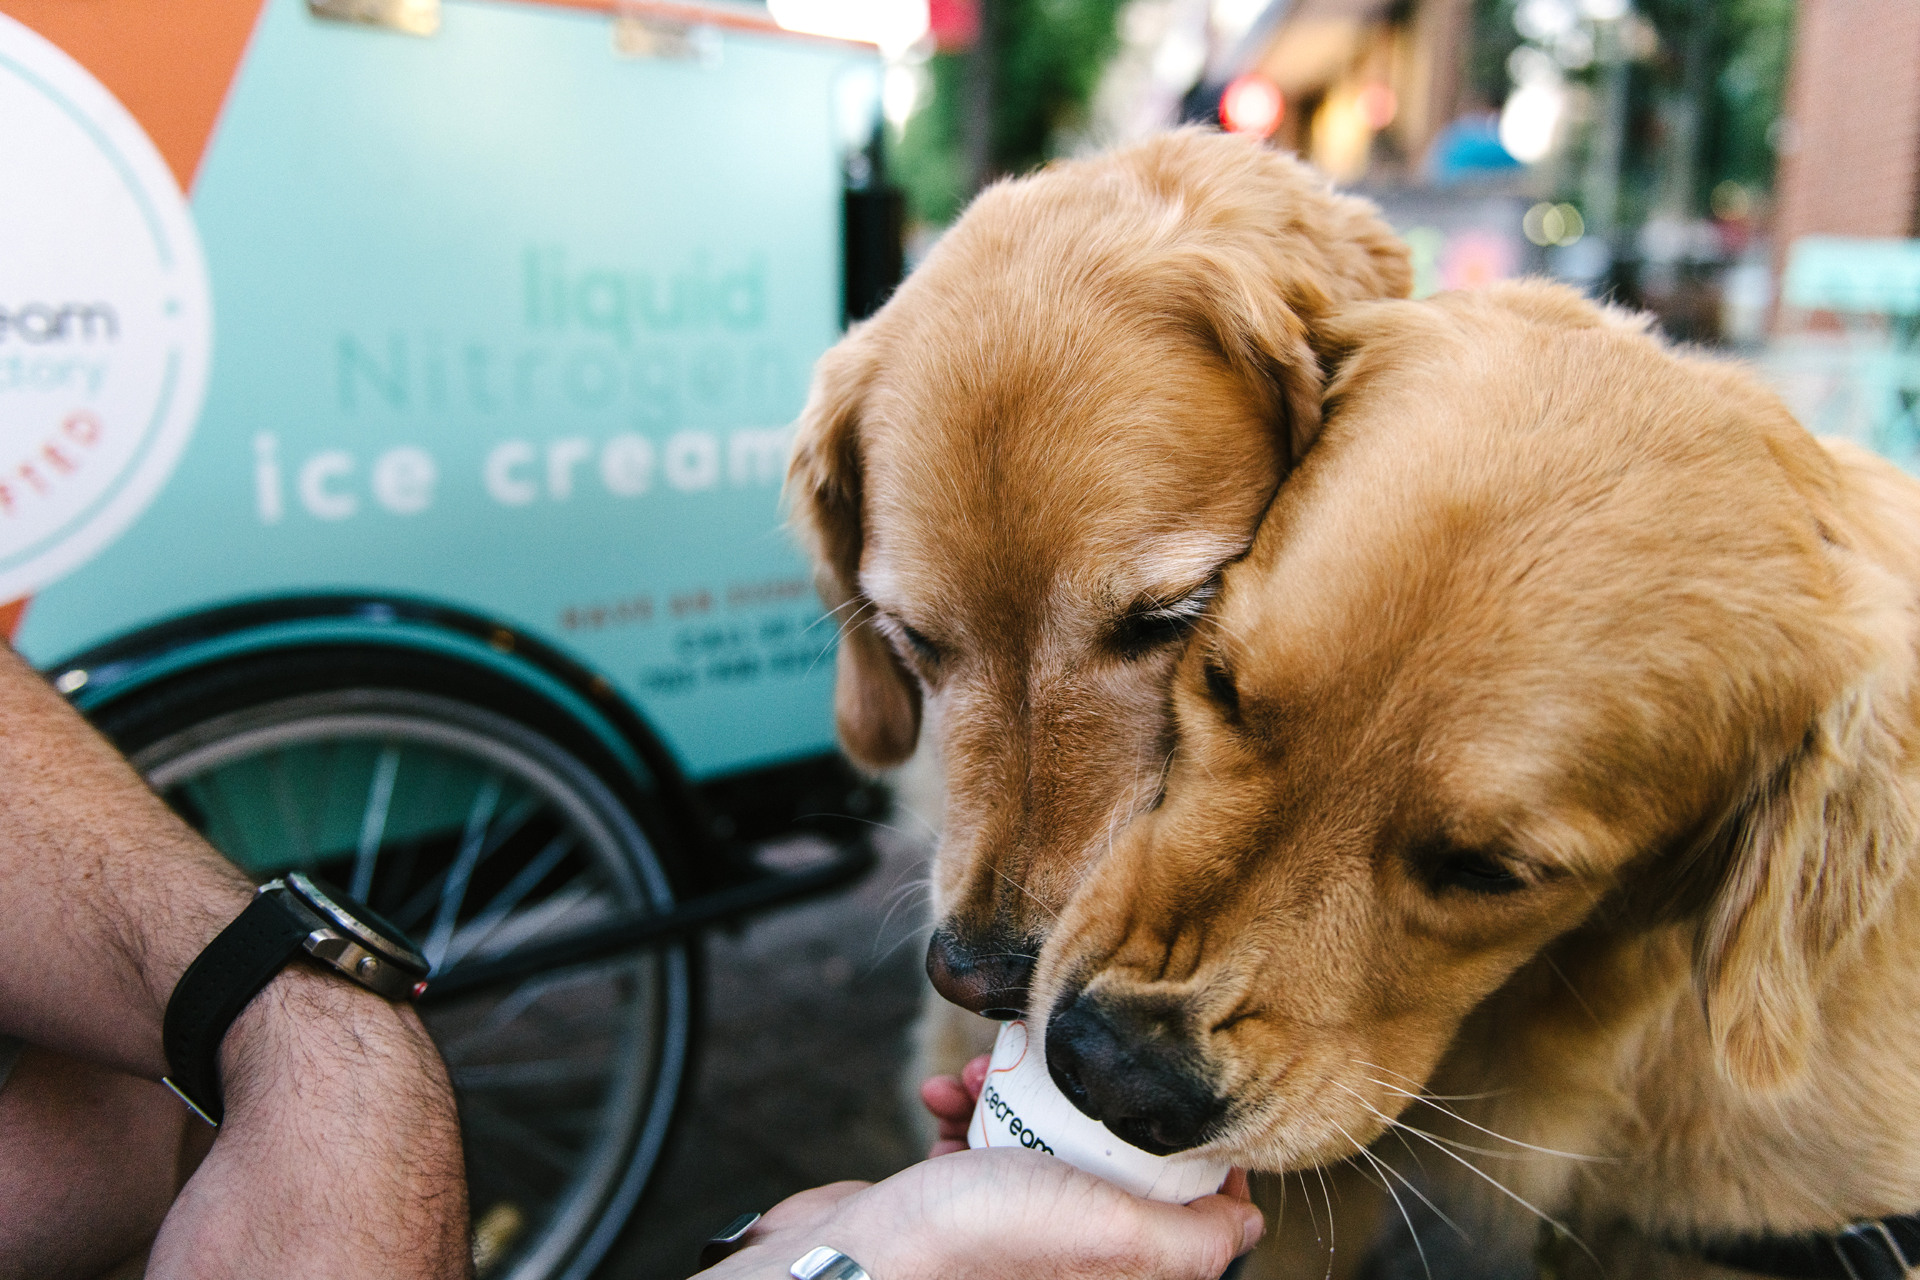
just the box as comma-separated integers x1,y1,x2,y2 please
925,923,1040,1020
1044,987,1227,1155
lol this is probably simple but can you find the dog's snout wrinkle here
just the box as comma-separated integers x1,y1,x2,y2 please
925,924,1040,1020
1045,989,1225,1156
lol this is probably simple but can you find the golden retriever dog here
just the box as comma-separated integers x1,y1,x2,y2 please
786,128,1410,1022
1032,281,1920,1278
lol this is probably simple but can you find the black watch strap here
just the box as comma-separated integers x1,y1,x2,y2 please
162,888,315,1126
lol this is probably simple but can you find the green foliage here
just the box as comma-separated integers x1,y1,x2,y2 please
992,0,1128,173
893,53,972,226
1467,0,1525,110
1467,0,1794,223
1712,0,1793,191
891,0,1127,227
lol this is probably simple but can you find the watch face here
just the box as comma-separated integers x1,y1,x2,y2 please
285,872,430,975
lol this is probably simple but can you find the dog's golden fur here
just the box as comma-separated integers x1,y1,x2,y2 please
787,129,1410,959
1035,282,1920,1274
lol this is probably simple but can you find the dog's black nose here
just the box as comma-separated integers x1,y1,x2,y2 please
1045,990,1224,1155
926,925,1037,1019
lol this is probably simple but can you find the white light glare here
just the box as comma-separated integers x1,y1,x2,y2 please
1513,0,1576,42
834,67,883,150
1499,79,1565,163
883,63,923,128
768,0,930,57
1210,0,1270,43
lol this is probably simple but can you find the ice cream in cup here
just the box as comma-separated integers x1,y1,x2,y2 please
966,1018,1232,1203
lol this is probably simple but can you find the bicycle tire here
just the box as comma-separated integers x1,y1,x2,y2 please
87,645,701,1280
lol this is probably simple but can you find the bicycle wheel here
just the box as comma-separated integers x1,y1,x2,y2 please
95,653,698,1280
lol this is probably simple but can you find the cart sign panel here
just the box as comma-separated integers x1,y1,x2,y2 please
0,13,212,602
14,0,864,781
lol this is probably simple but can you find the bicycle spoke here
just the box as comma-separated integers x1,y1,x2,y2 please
389,789,543,935
351,744,402,901
461,1097,583,1174
452,1057,613,1090
451,875,605,970
434,957,645,1065
440,831,579,970
425,775,504,969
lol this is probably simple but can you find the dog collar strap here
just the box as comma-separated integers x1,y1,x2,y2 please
1696,1214,1920,1280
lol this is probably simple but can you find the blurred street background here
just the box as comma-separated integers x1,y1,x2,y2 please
802,0,1920,448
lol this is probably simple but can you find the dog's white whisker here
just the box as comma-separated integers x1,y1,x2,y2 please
799,594,874,636
1310,1159,1337,1268
1326,1083,1602,1272
827,599,879,648
1392,1123,1602,1272
1339,1135,1437,1280
1321,1090,1470,1246
1539,953,1604,1029
1351,1060,1511,1104
887,801,942,842
1362,1084,1612,1164
1327,1082,1545,1165
801,599,881,678
989,862,1060,923
1298,1165,1325,1247
871,886,937,959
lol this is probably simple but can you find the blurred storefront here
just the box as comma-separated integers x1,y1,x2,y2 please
908,0,1917,471
1764,1,1920,470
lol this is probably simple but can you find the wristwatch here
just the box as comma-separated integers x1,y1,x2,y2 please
161,871,431,1126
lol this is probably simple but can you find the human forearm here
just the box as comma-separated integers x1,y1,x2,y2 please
0,644,250,1073
0,644,472,1277
147,963,471,1279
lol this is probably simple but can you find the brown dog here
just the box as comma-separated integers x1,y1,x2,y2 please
1033,282,1920,1276
787,128,1410,1020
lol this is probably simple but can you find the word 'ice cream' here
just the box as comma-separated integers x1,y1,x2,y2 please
966,1019,1231,1203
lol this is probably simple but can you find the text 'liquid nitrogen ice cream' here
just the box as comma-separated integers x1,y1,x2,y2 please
966,1019,1231,1203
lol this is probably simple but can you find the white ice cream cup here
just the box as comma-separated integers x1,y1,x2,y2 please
966,1018,1231,1203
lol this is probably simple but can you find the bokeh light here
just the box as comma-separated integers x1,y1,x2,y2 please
1523,201,1586,246
1357,84,1397,130
768,0,931,57
1220,73,1284,137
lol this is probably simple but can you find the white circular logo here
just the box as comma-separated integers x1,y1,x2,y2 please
0,15,211,600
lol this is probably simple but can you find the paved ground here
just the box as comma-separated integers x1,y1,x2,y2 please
603,823,943,1279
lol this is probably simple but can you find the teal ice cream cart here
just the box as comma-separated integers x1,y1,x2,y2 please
0,1,884,1274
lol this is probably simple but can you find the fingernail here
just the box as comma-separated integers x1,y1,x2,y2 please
1239,1209,1266,1256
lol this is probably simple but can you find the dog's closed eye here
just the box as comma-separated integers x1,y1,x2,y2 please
1201,653,1240,721
898,621,942,664
1422,845,1528,896
1109,580,1222,661
878,615,945,671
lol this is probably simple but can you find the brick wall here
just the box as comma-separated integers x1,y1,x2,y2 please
1773,0,1920,246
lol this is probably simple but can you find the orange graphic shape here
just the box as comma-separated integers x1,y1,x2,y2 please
1,0,262,631
1,0,267,193
988,1020,1030,1077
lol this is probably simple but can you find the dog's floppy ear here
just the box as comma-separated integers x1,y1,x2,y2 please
1180,247,1334,473
1696,576,1920,1092
786,328,922,769
1136,136,1412,470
